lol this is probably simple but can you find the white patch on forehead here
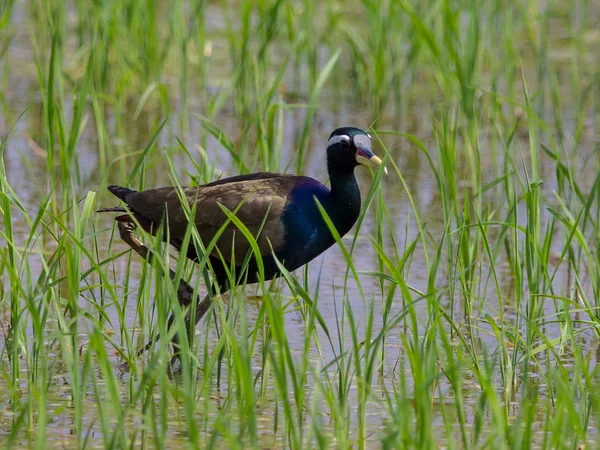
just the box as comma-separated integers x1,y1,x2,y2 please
328,134,350,147
353,134,371,148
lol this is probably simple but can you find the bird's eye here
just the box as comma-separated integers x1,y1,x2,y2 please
340,139,350,150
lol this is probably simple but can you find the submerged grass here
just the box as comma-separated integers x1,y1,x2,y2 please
1,0,600,448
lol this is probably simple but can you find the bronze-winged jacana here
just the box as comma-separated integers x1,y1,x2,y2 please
99,127,386,367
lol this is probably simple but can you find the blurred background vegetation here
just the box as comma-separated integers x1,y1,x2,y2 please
0,0,599,448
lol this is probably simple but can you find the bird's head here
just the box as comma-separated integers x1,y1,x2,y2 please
326,127,387,175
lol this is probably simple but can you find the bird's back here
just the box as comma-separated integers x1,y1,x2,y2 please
110,172,327,266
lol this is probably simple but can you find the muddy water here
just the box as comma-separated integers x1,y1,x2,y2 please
1,3,600,448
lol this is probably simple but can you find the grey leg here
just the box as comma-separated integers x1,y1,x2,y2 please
116,221,213,363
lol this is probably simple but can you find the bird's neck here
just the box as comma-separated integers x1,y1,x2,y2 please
327,169,361,236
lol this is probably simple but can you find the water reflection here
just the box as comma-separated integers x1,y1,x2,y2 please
1,2,599,447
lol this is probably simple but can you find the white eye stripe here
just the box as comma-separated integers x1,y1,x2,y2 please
327,134,351,147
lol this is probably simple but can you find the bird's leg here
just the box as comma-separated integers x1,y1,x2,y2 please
168,275,226,370
168,288,215,369
116,222,195,351
117,221,196,303
117,221,215,368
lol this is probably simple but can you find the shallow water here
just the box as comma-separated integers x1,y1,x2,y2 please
1,1,600,447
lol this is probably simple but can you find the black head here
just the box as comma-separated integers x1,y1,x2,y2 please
326,127,386,174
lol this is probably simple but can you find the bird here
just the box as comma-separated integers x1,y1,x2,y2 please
98,126,386,366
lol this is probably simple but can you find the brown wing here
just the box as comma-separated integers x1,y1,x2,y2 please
124,175,299,263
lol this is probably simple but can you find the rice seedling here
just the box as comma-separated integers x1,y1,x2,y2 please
0,0,599,448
